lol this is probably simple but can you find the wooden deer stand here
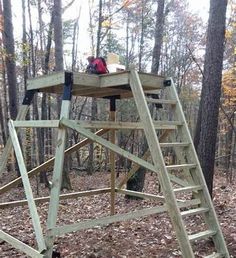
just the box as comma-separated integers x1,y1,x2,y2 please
0,70,229,257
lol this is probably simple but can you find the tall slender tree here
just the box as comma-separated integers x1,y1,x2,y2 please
2,0,18,120
195,0,228,195
127,0,166,195
54,0,63,71
0,0,7,145
151,0,165,74
53,0,72,189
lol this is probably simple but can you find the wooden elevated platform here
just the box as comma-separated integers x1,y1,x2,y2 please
27,71,165,98
0,70,229,258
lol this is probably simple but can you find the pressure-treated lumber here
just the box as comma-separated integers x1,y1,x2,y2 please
12,120,180,130
60,118,189,187
0,129,109,195
167,79,229,256
50,198,201,237
0,230,43,258
45,100,71,257
180,207,209,217
27,71,165,98
0,105,29,175
110,111,116,215
188,230,216,242
116,189,165,201
0,188,111,209
129,70,194,258
117,129,171,189
204,253,222,258
8,120,46,252
0,70,229,258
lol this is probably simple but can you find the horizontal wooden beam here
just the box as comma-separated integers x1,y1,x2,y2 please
50,198,201,236
116,189,165,201
12,120,180,130
0,129,109,195
78,121,180,130
146,98,177,105
13,120,59,128
27,72,65,91
0,230,43,258
73,73,100,87
0,188,110,209
99,72,129,87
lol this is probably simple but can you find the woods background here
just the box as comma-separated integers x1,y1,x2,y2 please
0,0,235,191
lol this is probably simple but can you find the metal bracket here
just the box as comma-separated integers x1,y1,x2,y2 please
164,79,171,87
22,89,37,105
63,72,73,101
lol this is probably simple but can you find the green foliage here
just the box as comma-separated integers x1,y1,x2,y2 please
63,19,76,41
101,32,126,62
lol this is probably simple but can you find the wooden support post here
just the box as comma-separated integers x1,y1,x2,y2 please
8,120,46,253
0,105,29,175
129,70,195,258
0,90,36,175
110,97,116,215
45,72,72,257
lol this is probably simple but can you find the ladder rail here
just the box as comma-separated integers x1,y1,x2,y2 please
167,78,229,257
129,70,195,258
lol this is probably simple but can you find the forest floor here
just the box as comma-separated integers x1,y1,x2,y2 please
0,169,235,258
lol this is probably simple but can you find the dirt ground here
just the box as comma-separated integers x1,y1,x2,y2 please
0,169,235,258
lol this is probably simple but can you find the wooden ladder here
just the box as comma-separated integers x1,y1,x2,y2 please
129,70,229,258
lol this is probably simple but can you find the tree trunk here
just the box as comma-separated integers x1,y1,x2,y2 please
151,0,165,74
53,0,72,190
3,0,19,175
126,139,147,199
96,0,102,57
0,1,6,145
195,0,228,196
2,0,18,120
126,0,166,195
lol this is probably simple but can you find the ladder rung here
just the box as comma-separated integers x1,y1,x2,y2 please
154,125,177,130
160,142,190,148
153,121,183,126
189,230,216,242
181,207,209,217
166,164,196,170
146,98,177,105
174,185,202,193
204,253,222,258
